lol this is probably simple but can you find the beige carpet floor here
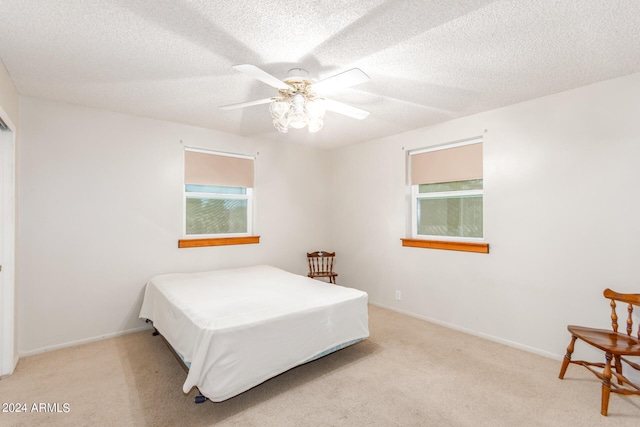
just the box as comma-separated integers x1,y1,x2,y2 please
1,305,639,426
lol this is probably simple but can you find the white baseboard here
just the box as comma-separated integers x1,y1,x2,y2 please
19,325,153,358
370,302,563,361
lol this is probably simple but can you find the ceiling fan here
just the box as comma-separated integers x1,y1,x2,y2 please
219,64,370,133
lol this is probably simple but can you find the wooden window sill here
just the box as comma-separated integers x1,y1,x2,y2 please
179,236,260,248
401,238,489,254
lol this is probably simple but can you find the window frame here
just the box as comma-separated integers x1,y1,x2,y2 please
408,137,484,243
182,148,255,239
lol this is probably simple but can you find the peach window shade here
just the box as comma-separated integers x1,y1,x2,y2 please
184,149,254,188
410,142,483,185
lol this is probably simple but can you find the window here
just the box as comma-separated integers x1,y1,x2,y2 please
409,137,483,240
183,148,254,238
185,184,251,235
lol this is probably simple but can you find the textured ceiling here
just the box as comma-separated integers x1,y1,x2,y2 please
1,0,639,149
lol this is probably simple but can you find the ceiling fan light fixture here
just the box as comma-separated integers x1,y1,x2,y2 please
268,91,324,133
222,65,370,135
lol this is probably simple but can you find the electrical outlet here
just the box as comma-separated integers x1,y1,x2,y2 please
395,290,402,300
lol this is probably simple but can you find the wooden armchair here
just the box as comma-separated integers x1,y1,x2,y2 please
558,288,640,416
307,251,337,284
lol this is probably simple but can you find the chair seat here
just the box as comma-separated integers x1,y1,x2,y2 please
567,325,640,356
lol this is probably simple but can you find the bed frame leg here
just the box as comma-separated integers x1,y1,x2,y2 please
195,389,207,404
145,319,160,336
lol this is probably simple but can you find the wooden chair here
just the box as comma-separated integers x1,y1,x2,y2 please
558,288,640,416
307,251,337,284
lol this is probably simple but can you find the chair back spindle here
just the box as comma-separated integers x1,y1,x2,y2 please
610,298,618,333
605,288,640,338
628,303,634,338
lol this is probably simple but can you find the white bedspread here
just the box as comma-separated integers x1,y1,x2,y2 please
139,265,369,401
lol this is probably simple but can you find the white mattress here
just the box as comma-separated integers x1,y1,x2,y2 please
139,265,369,401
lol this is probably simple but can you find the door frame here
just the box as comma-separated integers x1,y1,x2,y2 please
0,110,16,377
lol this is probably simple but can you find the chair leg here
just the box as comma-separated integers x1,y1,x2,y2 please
559,335,577,379
613,355,623,385
601,353,613,416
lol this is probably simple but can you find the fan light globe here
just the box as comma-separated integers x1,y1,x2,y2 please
273,121,289,133
273,115,289,133
269,101,290,119
287,111,309,129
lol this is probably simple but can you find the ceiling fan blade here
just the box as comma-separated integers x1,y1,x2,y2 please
232,64,290,90
311,68,370,93
219,98,275,110
323,99,370,120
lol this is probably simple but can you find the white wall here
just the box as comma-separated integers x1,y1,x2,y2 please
17,72,640,361
329,72,640,359
17,97,330,354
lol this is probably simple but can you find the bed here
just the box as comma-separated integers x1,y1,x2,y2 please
138,264,369,402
